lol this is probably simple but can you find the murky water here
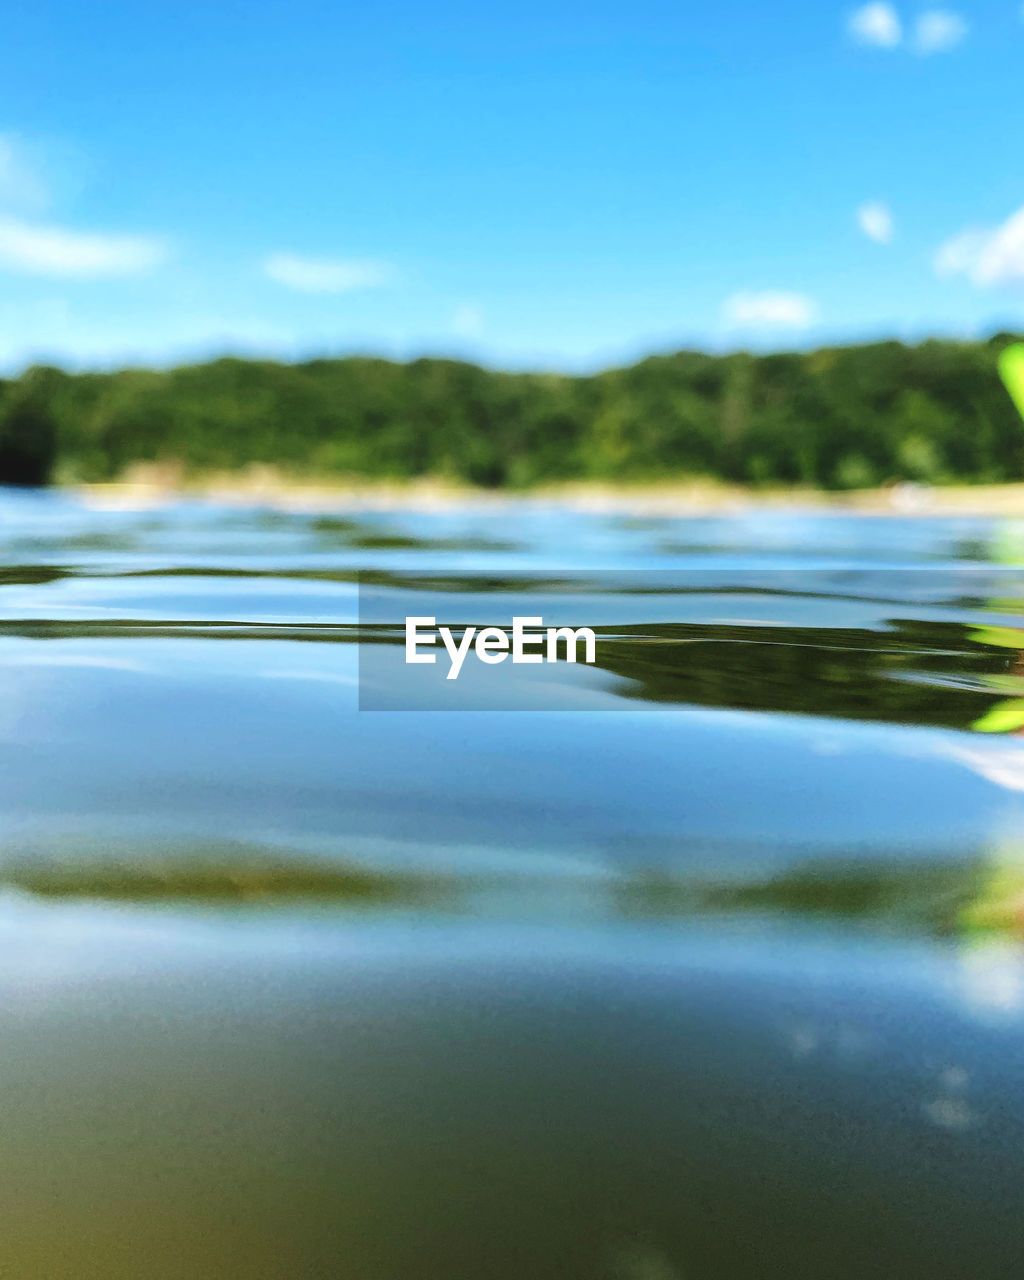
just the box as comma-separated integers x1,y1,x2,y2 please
3,488,1024,1277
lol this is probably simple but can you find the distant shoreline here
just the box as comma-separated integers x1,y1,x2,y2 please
7,337,1022,493
71,464,1024,517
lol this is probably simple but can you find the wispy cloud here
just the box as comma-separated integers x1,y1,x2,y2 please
857,201,894,244
847,5,968,53
722,291,817,329
935,207,1024,288
451,304,483,338
0,297,303,372
0,135,50,212
913,10,968,54
848,3,902,48
263,253,395,293
0,216,166,278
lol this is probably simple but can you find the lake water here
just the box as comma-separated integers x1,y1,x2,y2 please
3,487,1024,1278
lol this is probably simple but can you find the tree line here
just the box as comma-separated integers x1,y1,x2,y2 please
0,333,1022,489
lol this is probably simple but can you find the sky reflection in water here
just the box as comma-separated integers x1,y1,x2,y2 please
3,490,1024,1275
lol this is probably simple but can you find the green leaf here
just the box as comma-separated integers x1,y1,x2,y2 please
969,624,1024,649
999,343,1024,422
972,698,1024,734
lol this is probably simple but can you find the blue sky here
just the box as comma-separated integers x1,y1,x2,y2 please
0,0,1021,371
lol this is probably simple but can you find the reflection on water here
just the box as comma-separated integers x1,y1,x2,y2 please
5,490,1024,1276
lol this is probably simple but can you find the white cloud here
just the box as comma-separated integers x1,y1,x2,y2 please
451,304,483,338
913,10,968,54
263,253,395,293
0,216,165,278
848,3,902,47
934,228,989,278
722,291,817,329
935,206,1024,287
857,200,894,244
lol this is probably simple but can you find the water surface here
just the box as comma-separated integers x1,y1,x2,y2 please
3,489,1024,1277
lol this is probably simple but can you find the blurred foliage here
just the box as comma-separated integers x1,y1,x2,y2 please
590,618,1014,730
1,333,1023,487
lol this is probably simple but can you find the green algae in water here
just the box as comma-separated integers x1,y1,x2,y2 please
960,844,1024,934
0,855,455,905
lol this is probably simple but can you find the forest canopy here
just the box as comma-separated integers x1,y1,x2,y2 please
1,334,1022,489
